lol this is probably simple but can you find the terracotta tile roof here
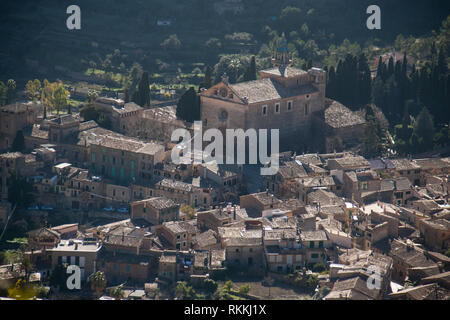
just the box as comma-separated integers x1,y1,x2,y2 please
228,78,317,104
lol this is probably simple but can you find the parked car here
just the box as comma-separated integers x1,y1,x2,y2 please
117,207,129,213
103,206,115,212
41,205,54,211
27,205,39,211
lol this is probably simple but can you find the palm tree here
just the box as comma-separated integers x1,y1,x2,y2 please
89,271,106,296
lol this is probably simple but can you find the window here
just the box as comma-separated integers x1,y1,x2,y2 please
262,105,267,116
304,104,309,115
287,101,292,111
91,153,96,161
311,253,319,259
309,241,314,248
275,103,280,113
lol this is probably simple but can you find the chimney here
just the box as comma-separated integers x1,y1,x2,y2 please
122,231,125,242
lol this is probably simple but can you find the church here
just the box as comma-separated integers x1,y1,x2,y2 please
199,35,327,151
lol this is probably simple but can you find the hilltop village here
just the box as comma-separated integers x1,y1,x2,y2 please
1,48,449,300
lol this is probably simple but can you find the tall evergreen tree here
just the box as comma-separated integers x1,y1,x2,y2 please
133,71,151,107
414,106,435,152
243,56,257,82
11,130,25,152
387,57,394,78
176,87,200,123
201,66,213,89
357,53,372,106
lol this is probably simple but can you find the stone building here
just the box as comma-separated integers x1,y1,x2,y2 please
0,103,37,151
130,197,180,225
199,34,326,149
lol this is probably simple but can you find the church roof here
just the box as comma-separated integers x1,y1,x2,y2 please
229,77,317,104
260,66,307,78
324,99,366,128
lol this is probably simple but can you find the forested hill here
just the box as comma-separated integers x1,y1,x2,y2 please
0,0,449,84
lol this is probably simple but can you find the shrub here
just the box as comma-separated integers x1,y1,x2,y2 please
312,262,326,273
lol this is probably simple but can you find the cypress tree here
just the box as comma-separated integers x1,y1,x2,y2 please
137,71,151,108
414,106,435,152
376,56,384,80
437,46,448,76
12,130,25,152
387,57,394,78
202,66,213,89
176,87,200,123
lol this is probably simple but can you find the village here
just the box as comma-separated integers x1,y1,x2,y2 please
0,1,449,302
0,54,449,300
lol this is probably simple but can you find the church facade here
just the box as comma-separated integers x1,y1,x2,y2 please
199,36,326,149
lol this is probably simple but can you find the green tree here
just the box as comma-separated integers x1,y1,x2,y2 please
279,6,302,32
89,271,107,296
25,79,41,102
243,56,257,82
312,262,326,273
0,81,7,106
109,285,124,300
175,281,196,300
238,284,250,295
414,106,435,152
134,71,151,107
176,87,200,123
203,279,218,296
53,82,69,114
7,173,34,208
201,66,213,89
50,263,69,290
6,79,16,104
160,34,182,50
